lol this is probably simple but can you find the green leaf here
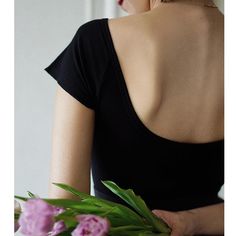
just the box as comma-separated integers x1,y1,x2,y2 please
14,193,143,228
53,209,78,228
56,202,142,228
27,191,37,198
109,231,169,236
57,231,72,236
15,182,170,234
109,228,169,236
52,183,90,200
155,234,170,236
14,195,28,201
14,212,20,220
57,227,75,236
42,198,83,208
110,225,152,232
52,182,147,227
102,181,171,233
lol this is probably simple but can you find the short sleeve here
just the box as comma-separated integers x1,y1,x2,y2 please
44,25,96,110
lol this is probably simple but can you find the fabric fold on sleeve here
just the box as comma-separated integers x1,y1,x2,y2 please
44,26,96,110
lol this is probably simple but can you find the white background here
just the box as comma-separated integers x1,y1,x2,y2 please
14,1,125,235
15,0,125,200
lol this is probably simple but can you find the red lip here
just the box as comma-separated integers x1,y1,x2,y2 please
117,0,124,6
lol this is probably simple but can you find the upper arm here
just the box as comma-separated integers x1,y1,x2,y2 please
48,85,95,199
44,20,107,198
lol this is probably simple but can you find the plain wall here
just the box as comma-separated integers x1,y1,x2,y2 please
15,1,124,235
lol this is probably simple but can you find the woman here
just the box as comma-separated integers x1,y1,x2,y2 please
44,0,224,235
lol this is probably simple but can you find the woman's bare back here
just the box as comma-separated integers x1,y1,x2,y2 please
108,2,224,143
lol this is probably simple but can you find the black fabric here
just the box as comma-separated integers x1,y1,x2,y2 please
44,19,109,110
44,18,224,211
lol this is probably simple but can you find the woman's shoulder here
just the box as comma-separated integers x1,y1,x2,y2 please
75,18,107,39
72,18,110,60
77,16,143,39
107,13,163,50
107,14,151,33
76,15,155,45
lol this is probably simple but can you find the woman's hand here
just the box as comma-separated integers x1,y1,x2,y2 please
152,203,224,236
152,209,196,236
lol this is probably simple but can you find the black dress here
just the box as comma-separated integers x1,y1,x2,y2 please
44,18,224,211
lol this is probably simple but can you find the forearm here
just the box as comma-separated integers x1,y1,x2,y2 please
180,203,224,235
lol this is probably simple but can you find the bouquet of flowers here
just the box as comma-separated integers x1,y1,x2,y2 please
14,180,171,236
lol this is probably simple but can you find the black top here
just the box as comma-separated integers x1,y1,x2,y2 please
44,18,224,211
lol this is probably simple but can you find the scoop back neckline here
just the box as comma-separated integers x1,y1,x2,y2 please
101,17,224,146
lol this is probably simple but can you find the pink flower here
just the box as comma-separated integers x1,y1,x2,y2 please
52,206,65,216
14,200,22,232
18,198,58,236
48,207,66,236
15,220,20,232
71,214,110,236
49,220,66,236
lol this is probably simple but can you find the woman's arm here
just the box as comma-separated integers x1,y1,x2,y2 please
48,85,95,200
152,203,224,236
187,202,224,235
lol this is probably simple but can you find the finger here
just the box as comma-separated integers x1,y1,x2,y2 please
152,209,165,217
152,209,178,232
152,209,170,221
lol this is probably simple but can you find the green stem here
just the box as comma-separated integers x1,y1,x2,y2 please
110,225,153,232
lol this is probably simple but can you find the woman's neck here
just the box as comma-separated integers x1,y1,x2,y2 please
150,0,217,9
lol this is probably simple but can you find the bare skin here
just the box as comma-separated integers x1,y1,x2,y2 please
109,1,224,235
48,0,224,234
48,86,95,199
110,1,224,143
152,202,224,236
109,0,224,233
